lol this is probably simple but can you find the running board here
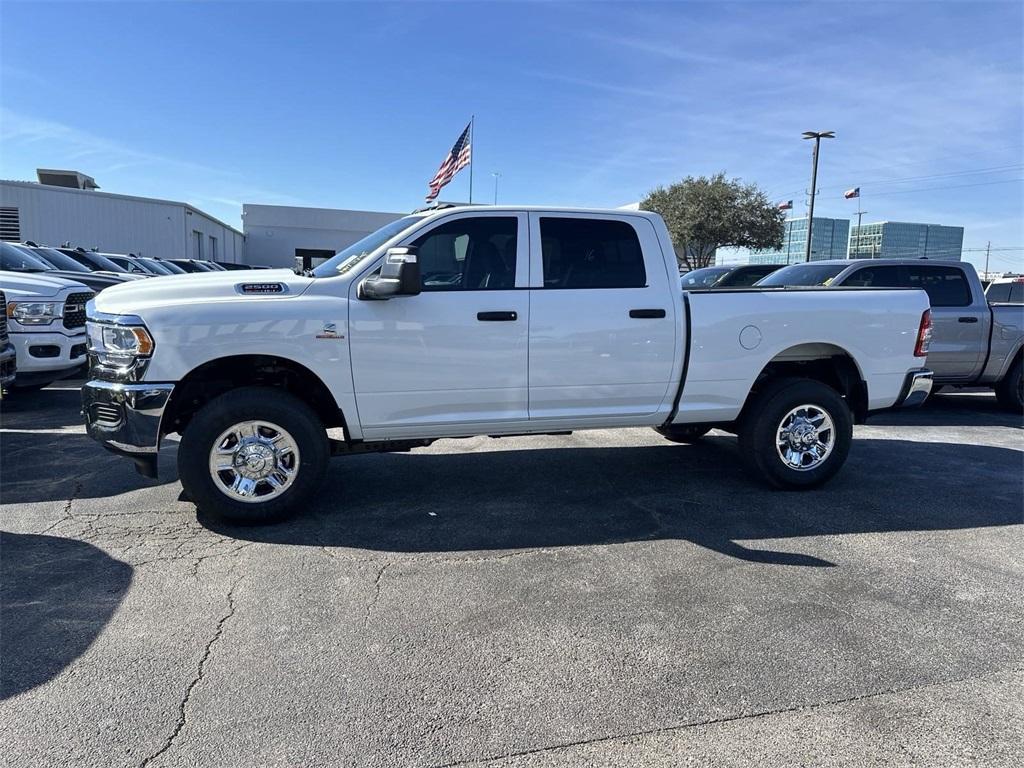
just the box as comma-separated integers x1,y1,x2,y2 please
330,438,435,456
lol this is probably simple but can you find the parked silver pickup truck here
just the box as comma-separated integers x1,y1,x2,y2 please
757,259,1024,411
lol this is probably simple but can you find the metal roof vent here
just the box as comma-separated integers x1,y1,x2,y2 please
36,169,100,190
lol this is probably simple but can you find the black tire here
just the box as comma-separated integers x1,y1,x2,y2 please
738,378,852,490
994,357,1023,413
655,424,712,443
178,386,329,524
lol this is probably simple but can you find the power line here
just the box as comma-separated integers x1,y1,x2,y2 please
856,177,1023,198
770,164,1023,200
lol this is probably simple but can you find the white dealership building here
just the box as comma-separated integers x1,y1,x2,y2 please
242,204,403,269
0,170,245,263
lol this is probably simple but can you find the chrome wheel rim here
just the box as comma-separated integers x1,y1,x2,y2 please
208,420,300,503
775,404,835,472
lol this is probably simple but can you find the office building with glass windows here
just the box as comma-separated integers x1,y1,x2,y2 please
741,216,851,265
848,221,963,260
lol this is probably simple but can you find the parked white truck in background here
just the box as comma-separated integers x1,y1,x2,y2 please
1,271,92,390
82,207,933,522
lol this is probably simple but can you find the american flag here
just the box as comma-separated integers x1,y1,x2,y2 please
426,121,472,201
777,200,793,211
844,187,860,199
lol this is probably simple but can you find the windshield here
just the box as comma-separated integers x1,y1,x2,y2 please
312,215,426,277
1,242,53,272
138,257,175,274
715,265,783,287
755,263,848,287
152,259,186,274
680,266,730,287
28,247,92,272
63,249,125,272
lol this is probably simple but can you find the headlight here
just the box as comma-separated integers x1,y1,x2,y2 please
86,320,155,365
7,301,61,326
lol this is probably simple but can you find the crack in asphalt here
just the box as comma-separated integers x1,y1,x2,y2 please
431,666,1024,767
363,562,390,628
321,547,566,568
37,480,82,535
139,578,242,768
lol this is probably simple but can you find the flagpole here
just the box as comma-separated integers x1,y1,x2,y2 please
468,115,474,204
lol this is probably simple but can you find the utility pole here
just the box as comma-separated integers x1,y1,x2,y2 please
801,131,835,262
985,241,991,280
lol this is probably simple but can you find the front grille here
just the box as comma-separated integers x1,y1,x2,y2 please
62,292,93,330
0,290,7,343
91,404,122,426
71,343,88,359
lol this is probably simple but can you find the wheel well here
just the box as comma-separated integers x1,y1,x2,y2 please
744,345,869,424
161,355,345,437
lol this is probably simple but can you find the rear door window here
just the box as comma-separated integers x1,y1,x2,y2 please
540,217,646,289
905,265,972,307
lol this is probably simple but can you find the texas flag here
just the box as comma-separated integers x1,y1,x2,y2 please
844,187,860,199
777,200,793,210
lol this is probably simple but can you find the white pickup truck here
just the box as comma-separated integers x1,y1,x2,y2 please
1,271,92,389
83,206,933,522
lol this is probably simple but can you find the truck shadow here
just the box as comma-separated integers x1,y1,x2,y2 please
871,391,1022,429
201,437,1023,567
0,532,133,699
1,386,86,431
0,429,178,504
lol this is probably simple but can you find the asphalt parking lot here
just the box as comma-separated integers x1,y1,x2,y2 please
1,382,1022,767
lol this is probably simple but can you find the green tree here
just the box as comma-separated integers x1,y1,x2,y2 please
642,174,785,271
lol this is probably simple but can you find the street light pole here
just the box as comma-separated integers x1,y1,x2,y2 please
802,131,835,262
491,171,501,205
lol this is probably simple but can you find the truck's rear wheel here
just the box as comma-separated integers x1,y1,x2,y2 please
178,386,329,523
994,357,1023,413
738,378,852,489
655,424,712,443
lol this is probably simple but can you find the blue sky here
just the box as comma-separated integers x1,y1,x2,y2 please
1,0,1022,272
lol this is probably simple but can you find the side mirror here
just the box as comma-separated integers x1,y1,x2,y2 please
359,247,421,300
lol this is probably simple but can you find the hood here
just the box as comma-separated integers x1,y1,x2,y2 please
44,270,126,292
0,270,90,299
93,268,313,316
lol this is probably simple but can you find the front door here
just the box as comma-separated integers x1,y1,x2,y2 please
348,212,530,437
526,213,679,421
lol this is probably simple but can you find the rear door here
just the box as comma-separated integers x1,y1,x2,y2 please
842,264,984,379
348,212,530,435
526,213,678,421
905,264,985,379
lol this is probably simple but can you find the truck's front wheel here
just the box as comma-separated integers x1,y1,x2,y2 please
178,386,329,523
738,378,852,489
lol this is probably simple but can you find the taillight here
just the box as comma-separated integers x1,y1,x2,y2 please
914,309,932,357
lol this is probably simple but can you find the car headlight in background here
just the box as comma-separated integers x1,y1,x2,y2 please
7,301,61,326
86,320,155,366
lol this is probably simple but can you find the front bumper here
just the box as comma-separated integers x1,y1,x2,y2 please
897,369,933,408
82,380,175,478
10,329,88,378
